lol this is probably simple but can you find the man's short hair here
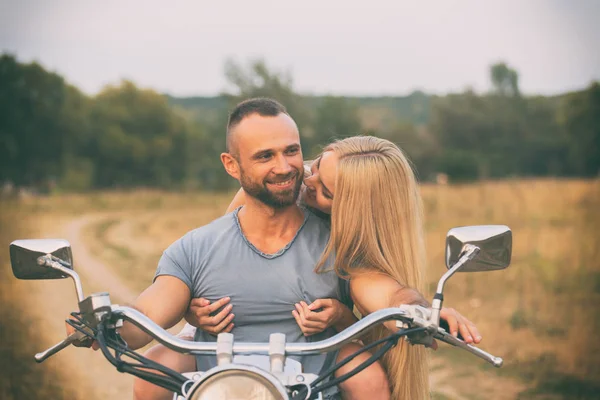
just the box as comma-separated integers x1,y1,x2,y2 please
226,98,288,155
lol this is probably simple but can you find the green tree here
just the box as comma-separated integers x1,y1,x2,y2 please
558,82,600,177
87,81,188,188
490,62,520,97
0,54,86,189
222,59,314,155
312,96,363,155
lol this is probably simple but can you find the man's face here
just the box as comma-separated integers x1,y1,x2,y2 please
231,113,304,208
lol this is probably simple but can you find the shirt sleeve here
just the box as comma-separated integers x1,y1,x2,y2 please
154,236,193,292
338,277,354,310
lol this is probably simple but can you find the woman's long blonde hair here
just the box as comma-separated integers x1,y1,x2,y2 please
317,136,428,399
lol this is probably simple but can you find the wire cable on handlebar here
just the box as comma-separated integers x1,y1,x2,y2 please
93,320,188,395
293,327,426,400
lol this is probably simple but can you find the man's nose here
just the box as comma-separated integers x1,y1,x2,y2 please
273,154,293,174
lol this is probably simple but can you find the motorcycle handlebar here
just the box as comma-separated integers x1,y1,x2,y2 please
111,305,408,356
112,305,503,367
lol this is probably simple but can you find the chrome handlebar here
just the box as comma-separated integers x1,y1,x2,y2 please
111,305,408,356
35,295,503,368
111,303,503,367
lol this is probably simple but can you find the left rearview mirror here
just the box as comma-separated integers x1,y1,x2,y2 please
10,239,73,280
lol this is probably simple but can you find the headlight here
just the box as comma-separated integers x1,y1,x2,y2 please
188,365,288,400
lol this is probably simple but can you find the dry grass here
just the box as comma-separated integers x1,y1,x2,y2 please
0,202,76,399
6,178,600,398
421,179,600,398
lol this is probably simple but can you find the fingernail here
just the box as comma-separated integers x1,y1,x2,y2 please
476,336,482,341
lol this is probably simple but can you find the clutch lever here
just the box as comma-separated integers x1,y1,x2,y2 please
35,329,92,363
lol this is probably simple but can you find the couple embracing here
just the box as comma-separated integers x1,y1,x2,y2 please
118,98,480,400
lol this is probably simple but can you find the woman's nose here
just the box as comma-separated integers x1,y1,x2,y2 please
304,174,316,188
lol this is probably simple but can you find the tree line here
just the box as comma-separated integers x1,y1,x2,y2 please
0,54,598,192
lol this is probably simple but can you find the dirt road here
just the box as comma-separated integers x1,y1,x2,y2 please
25,214,135,400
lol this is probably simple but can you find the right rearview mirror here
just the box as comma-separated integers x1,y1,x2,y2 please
445,225,512,272
10,239,73,280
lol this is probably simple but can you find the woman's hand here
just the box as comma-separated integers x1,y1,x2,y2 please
440,307,481,344
184,297,235,335
292,299,348,336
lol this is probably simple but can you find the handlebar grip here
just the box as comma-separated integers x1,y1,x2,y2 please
438,318,465,341
34,331,87,363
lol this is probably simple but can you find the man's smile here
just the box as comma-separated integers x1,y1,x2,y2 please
266,174,298,190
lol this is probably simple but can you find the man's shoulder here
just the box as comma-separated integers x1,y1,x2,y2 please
172,213,237,250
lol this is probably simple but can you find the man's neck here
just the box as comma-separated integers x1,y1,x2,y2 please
237,196,304,242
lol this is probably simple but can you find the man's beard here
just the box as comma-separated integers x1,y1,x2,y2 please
240,168,303,209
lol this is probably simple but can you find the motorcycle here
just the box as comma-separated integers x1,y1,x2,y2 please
9,225,511,399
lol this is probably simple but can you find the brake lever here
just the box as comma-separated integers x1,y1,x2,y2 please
34,330,92,363
434,328,503,367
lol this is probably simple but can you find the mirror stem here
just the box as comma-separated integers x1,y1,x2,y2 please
38,255,85,302
430,245,480,326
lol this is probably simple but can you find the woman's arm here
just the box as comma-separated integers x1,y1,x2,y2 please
350,273,427,333
350,272,482,343
226,187,247,213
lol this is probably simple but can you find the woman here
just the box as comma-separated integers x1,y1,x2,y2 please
310,136,428,399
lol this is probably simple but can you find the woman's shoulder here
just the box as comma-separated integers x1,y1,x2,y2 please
349,272,402,314
350,271,399,291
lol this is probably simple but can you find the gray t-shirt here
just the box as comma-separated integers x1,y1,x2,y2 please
155,206,342,374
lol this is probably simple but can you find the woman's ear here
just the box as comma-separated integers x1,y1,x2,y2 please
221,153,240,180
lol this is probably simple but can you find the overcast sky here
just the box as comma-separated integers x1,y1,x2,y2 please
1,0,598,97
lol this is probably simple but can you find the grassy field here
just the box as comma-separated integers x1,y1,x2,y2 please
0,202,77,400
2,178,599,399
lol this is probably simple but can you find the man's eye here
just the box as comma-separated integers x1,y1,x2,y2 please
259,154,272,160
286,148,299,155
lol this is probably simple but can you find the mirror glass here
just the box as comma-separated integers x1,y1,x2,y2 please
10,239,73,280
445,225,511,272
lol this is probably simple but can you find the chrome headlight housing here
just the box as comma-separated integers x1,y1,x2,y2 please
187,365,288,400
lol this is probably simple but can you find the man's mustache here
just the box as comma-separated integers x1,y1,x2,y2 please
265,171,299,184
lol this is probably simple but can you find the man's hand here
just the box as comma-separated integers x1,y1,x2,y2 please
292,299,344,336
184,297,234,335
65,319,98,350
440,307,481,344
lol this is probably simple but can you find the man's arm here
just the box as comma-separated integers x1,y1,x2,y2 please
117,276,191,349
226,188,247,213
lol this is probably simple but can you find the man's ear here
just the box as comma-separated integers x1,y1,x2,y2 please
221,153,240,180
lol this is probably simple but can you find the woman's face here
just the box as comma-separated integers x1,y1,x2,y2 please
303,151,338,214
